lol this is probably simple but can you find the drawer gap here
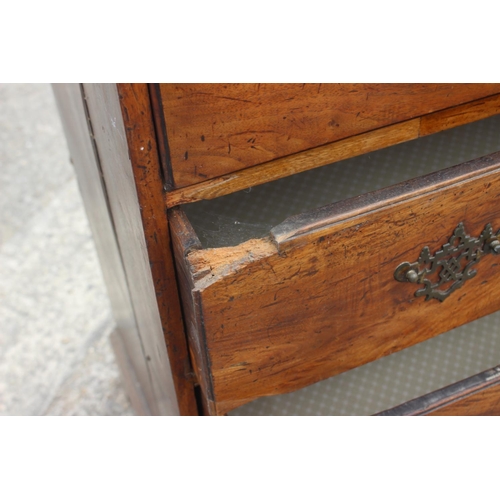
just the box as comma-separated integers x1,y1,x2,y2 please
228,310,500,416
182,114,500,249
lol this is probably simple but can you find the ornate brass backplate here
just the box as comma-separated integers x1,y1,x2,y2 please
394,222,500,302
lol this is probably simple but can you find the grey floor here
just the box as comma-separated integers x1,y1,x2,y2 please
0,83,134,415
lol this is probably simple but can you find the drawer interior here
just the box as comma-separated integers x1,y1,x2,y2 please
182,114,500,249
229,309,500,416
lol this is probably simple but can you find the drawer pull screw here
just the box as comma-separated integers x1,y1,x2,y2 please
405,270,418,283
394,222,500,302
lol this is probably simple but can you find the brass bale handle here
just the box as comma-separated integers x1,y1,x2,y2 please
394,222,500,302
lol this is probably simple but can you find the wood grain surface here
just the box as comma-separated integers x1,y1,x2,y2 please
377,365,500,416
165,120,420,208
157,84,500,190
165,92,500,207
429,382,500,415
420,93,500,136
176,153,500,414
169,207,215,412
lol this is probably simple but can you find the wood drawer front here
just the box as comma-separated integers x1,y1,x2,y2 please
171,153,500,415
157,84,500,189
377,365,500,416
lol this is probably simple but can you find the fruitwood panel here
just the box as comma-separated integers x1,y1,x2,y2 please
179,153,500,414
420,93,500,136
429,383,500,415
166,120,420,207
158,83,500,189
165,92,500,207
377,365,500,416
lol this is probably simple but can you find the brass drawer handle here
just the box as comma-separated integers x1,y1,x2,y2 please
394,222,500,302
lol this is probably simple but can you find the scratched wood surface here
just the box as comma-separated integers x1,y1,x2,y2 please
174,153,500,414
169,207,215,414
156,84,500,190
165,92,500,207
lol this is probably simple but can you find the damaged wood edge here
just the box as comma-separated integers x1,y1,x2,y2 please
189,238,277,291
165,94,500,208
169,154,500,290
169,207,217,408
170,207,277,414
169,206,277,288
376,365,500,416
271,152,500,248
169,206,203,256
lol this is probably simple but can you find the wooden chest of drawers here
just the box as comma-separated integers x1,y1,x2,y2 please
54,83,500,415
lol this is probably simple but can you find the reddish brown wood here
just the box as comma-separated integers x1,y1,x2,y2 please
157,83,500,189
177,153,500,414
429,383,500,415
114,84,199,415
377,365,500,416
165,120,420,208
165,93,500,207
420,93,500,137
59,83,500,416
169,207,214,406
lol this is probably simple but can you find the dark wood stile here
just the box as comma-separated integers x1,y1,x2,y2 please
148,83,175,191
178,153,500,414
377,365,500,416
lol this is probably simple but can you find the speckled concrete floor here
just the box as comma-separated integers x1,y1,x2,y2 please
0,83,134,415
